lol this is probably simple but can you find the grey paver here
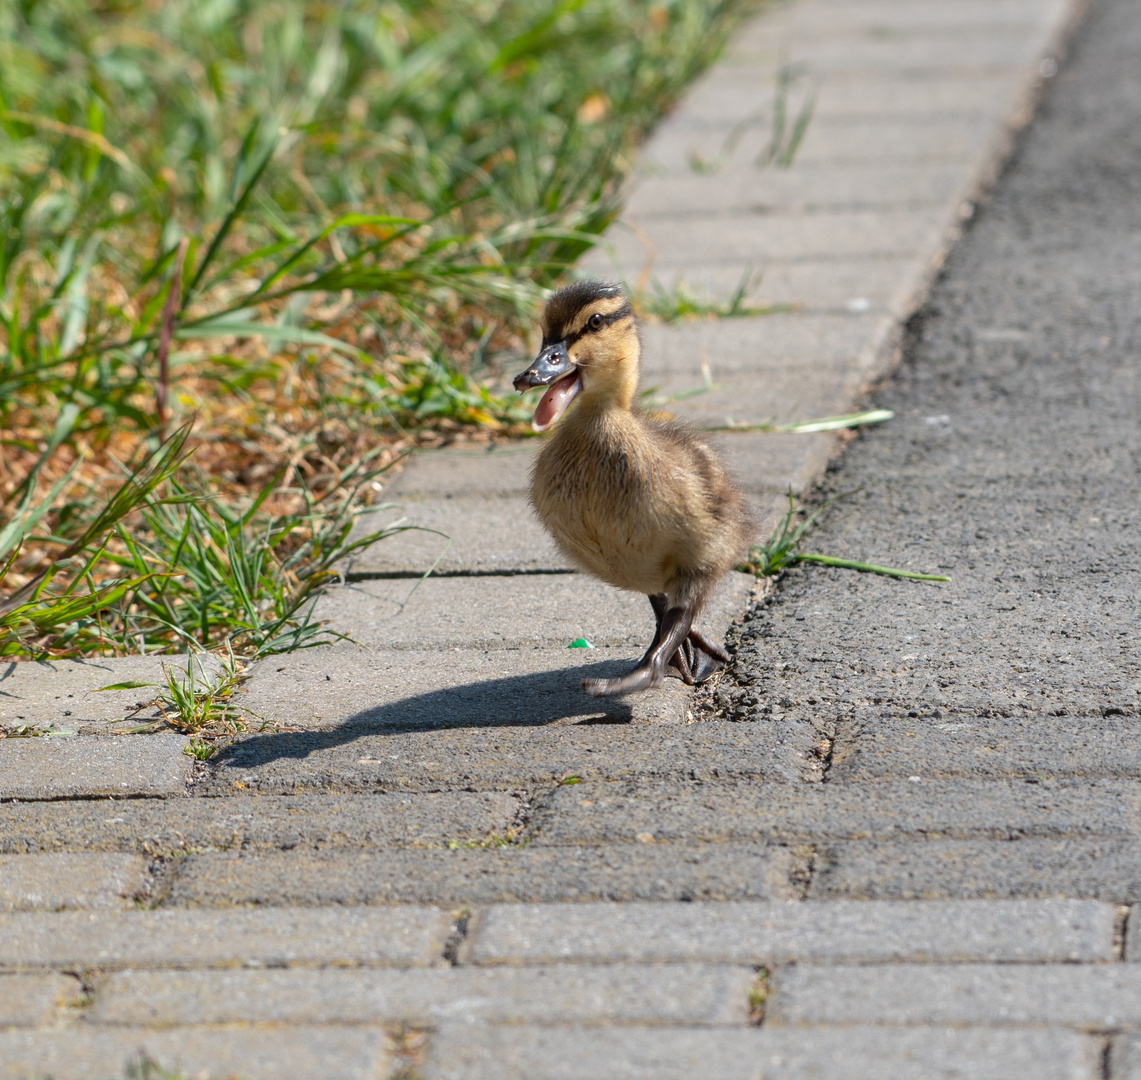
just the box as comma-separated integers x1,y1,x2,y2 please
0,853,147,912
310,570,754,652
628,254,933,321
349,493,566,573
644,116,995,179
526,778,1139,847
385,442,537,498
423,1024,1098,1080
678,73,1024,128
466,899,1114,966
166,844,800,906
0,656,213,734
830,716,1141,782
1113,1035,1141,1080
0,791,520,854
811,839,1141,901
0,973,78,1025
0,905,452,969
768,963,1141,1027
237,645,692,733
603,209,951,268
89,963,753,1027
638,311,894,379
625,163,975,218
645,374,883,432
200,718,827,796
754,0,1065,35
0,732,190,799
0,1026,389,1080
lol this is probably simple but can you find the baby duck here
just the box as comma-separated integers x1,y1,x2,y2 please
513,280,756,698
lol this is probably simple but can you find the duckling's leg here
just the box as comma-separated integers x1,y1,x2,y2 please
582,604,697,698
647,593,729,686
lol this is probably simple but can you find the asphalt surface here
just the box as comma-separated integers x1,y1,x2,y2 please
714,0,1141,895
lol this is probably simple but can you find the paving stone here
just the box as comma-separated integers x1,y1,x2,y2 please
89,963,752,1027
466,899,1113,966
715,436,845,500
237,645,692,732
0,791,520,854
596,256,934,322
750,0,1065,36
621,163,974,219
0,906,451,970
166,844,800,906
638,310,895,379
0,1026,389,1080
0,973,78,1025
645,116,995,177
200,718,826,796
781,28,1058,75
0,732,190,799
0,656,213,734
423,1024,1098,1080
349,493,566,573
600,210,950,276
830,716,1141,782
385,441,537,499
0,853,148,912
526,778,1139,847
811,839,1141,901
1113,1034,1141,1079
310,571,755,652
675,73,1023,128
650,375,877,439
769,963,1141,1028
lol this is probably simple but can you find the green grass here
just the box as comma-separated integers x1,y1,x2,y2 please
633,266,793,323
741,491,952,582
0,0,756,664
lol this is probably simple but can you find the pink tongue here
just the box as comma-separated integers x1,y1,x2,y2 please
532,371,582,432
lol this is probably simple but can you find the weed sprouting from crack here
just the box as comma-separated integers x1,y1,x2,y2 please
122,1055,228,1080
100,645,257,738
748,969,771,1025
633,267,792,325
739,490,951,583
444,832,526,850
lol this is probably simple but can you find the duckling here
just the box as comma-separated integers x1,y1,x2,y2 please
513,280,756,698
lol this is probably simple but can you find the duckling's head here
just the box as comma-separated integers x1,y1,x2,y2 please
513,280,639,432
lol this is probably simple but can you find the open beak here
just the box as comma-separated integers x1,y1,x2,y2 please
513,341,583,433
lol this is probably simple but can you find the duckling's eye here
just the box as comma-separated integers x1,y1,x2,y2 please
588,313,604,330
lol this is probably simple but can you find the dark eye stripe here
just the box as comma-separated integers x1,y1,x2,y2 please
563,303,633,346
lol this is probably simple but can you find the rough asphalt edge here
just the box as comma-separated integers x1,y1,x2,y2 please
668,0,1094,725
707,0,1136,793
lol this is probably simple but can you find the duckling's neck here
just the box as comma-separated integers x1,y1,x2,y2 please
576,339,640,415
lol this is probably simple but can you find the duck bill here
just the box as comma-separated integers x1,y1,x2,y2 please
513,342,582,433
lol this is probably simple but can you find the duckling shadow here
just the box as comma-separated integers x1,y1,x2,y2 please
214,658,635,771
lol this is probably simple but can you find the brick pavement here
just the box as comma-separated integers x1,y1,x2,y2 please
0,0,1109,1076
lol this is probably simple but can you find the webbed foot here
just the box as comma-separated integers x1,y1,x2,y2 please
582,602,704,698
668,627,730,685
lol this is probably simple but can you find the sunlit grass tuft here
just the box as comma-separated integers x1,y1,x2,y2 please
741,491,951,583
